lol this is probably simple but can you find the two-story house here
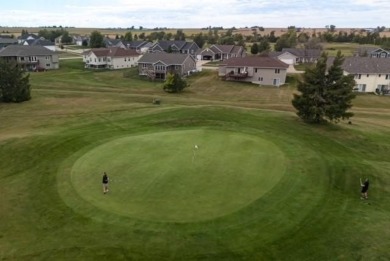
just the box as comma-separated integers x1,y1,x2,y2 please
83,47,141,69
330,57,390,93
219,56,289,86
0,45,59,71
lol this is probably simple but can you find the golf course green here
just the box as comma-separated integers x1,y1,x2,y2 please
1,61,389,260
62,129,286,222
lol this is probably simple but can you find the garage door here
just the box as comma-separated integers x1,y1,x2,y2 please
280,58,294,65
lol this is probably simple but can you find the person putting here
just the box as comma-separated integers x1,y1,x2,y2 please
360,178,369,199
102,172,109,194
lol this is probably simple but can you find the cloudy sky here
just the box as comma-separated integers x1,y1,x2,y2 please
2,0,389,29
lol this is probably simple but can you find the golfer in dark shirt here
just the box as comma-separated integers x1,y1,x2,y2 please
360,178,369,199
102,172,109,194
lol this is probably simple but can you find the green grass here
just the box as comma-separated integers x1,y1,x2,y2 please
1,60,390,260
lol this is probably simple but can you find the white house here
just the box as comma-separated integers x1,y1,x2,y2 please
83,47,141,69
329,57,390,93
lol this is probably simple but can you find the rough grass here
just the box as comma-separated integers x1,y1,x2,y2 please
1,59,390,260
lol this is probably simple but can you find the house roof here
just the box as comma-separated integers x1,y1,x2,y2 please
18,33,39,40
211,44,234,54
151,41,198,51
127,41,152,48
87,47,139,58
25,39,54,46
328,56,390,74
138,52,194,65
0,38,18,44
281,48,321,58
0,45,55,56
220,56,289,69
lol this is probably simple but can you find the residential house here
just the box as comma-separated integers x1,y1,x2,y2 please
149,41,200,56
103,38,127,49
17,33,39,44
271,48,321,65
22,38,56,52
83,47,141,69
0,45,59,71
127,41,153,53
138,52,197,80
73,35,89,46
219,56,289,86
327,57,390,93
197,45,246,61
0,38,18,49
355,47,390,58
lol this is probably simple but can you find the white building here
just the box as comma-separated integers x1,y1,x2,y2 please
83,47,141,69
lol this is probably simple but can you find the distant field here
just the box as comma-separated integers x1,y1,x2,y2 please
2,26,389,38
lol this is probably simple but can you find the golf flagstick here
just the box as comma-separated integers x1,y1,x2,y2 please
192,145,198,164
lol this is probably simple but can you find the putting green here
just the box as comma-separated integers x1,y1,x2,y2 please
69,129,286,222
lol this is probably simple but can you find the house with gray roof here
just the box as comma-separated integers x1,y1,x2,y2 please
127,41,153,53
271,48,321,65
22,38,56,52
0,38,18,48
219,56,289,86
17,33,39,44
327,57,390,93
197,44,246,61
138,52,196,80
354,47,390,58
149,41,200,57
0,45,59,71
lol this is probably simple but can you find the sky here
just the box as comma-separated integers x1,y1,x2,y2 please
1,0,389,29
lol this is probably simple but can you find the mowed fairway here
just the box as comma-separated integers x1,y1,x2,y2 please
1,60,390,260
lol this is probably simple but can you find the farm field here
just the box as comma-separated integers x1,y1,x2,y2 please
1,60,390,260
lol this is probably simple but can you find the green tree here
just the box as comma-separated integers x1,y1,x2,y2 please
124,31,133,42
193,33,205,48
163,72,188,93
61,31,73,44
0,60,31,103
250,43,259,54
292,52,355,123
89,30,104,48
274,30,297,51
258,39,271,53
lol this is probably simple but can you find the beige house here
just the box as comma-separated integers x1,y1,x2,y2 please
138,52,196,80
219,56,289,86
83,47,141,69
328,57,390,93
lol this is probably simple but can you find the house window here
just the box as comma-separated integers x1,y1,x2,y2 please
356,84,366,92
46,64,50,67
379,74,381,77
142,64,147,68
366,74,369,77
258,77,263,81
386,74,390,80
275,69,280,74
355,74,361,79
255,68,258,73
124,58,127,61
